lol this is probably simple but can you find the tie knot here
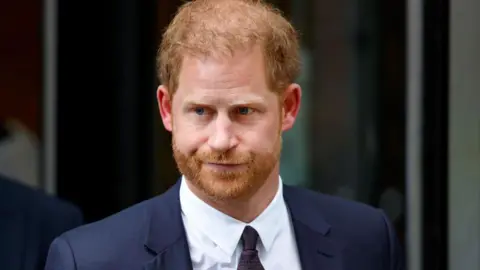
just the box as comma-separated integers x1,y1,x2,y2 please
241,226,259,251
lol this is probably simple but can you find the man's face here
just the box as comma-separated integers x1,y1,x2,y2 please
158,46,300,201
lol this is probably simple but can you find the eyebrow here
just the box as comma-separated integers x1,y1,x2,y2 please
183,94,267,107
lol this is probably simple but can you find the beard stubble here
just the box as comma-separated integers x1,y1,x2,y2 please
172,133,282,201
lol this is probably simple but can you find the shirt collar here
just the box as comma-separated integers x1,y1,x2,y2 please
179,175,287,258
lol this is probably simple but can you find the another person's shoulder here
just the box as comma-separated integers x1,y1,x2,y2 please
0,174,82,224
0,174,83,268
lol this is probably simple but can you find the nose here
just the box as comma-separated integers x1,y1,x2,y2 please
207,114,238,151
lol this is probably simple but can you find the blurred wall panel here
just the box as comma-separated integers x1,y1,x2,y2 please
310,0,359,197
422,0,449,268
449,0,480,268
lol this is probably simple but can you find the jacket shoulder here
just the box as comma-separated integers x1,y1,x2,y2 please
285,185,400,268
285,185,383,219
284,185,391,242
0,174,82,225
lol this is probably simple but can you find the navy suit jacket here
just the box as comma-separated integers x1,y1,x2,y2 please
45,181,404,270
0,175,83,270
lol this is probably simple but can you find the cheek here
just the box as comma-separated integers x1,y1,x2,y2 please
240,122,280,152
173,120,208,153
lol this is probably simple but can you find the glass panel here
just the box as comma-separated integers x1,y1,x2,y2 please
274,0,407,247
449,0,480,268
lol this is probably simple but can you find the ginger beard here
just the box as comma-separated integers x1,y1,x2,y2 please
172,128,282,201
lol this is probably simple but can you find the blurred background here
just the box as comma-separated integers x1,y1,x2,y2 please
0,0,478,269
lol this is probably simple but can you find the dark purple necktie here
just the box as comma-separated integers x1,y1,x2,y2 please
237,226,265,270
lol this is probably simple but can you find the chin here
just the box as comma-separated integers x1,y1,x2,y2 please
193,172,261,201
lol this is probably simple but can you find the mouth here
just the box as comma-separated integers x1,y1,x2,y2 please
204,162,247,171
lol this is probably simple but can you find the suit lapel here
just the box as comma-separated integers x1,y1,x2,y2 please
142,181,193,270
0,210,25,270
143,238,192,270
142,180,344,270
284,185,344,270
292,219,343,270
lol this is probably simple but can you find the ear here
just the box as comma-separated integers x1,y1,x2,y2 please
281,83,302,132
157,85,173,132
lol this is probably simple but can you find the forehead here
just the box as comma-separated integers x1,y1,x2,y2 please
175,46,271,102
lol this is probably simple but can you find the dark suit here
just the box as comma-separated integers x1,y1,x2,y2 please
45,180,404,270
0,175,83,270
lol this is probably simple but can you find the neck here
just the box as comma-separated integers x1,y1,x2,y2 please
187,165,280,223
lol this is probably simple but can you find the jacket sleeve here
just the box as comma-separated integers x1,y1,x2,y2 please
379,210,405,270
44,237,77,270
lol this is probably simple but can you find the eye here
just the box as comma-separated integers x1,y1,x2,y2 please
194,107,206,115
237,107,253,115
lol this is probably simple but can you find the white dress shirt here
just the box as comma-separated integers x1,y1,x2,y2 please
180,176,302,270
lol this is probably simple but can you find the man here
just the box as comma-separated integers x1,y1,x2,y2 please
0,174,83,270
45,0,404,269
